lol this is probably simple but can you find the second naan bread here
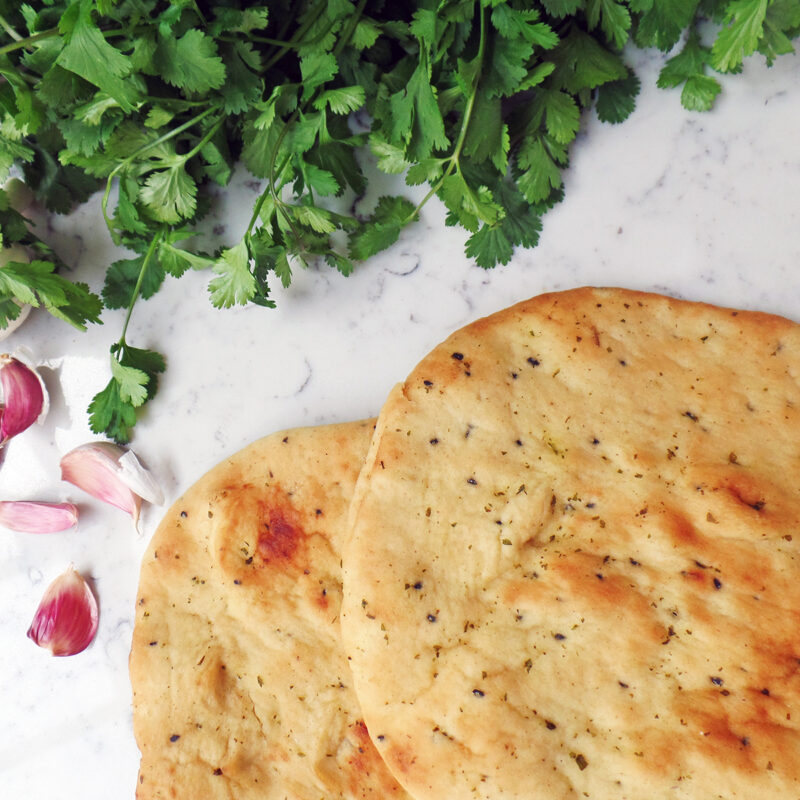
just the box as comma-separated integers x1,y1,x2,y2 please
341,287,800,799
130,421,410,799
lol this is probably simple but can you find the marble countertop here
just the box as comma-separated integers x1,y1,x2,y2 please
1,48,799,798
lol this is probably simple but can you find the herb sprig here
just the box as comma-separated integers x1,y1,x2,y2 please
0,0,796,442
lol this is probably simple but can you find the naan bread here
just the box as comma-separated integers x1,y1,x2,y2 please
130,421,410,799
341,287,800,799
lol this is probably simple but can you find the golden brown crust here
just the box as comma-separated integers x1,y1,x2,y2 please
341,287,800,799
130,420,411,799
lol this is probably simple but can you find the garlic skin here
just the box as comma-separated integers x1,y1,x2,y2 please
0,500,78,533
27,565,99,656
60,442,162,527
0,354,47,445
117,449,165,505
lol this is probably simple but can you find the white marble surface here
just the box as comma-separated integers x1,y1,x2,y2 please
1,49,799,798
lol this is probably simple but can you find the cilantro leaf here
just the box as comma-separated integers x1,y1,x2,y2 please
633,0,700,52
491,6,559,48
494,181,543,249
102,254,165,309
657,30,722,110
585,0,632,49
679,74,722,109
484,32,535,98
465,225,514,268
220,42,263,115
155,29,227,94
595,73,642,122
110,357,149,407
299,51,339,100
301,161,340,196
711,0,768,72
349,196,416,261
541,0,584,17
158,242,214,277
389,51,450,159
371,138,412,174
0,258,102,329
543,90,581,144
549,28,629,93
462,93,509,171
657,29,708,87
89,344,166,443
88,379,138,443
515,135,566,204
314,86,366,115
56,8,141,111
208,240,256,308
139,166,198,224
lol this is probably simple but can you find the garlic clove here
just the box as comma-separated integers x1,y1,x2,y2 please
60,442,152,526
0,500,78,533
27,565,99,656
0,354,47,445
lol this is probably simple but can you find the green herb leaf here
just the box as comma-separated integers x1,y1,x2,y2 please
208,240,256,308
155,29,227,94
56,8,141,111
595,73,642,122
465,225,514,268
139,166,198,224
103,254,165,309
349,196,416,261
89,344,166,443
0,258,102,329
711,0,768,72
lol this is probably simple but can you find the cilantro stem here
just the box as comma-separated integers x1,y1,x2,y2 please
0,22,158,57
0,27,58,55
0,13,22,42
244,30,330,50
247,0,368,240
262,2,329,72
180,115,225,162
333,0,368,56
117,226,164,349
404,3,487,225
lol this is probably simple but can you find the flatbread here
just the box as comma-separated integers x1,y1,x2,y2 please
341,287,800,799
130,421,410,799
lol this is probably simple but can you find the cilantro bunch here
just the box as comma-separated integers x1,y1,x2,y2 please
0,0,796,442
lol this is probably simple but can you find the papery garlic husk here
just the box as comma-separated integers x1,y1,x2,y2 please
0,500,78,533
60,442,162,527
0,354,47,445
117,449,164,505
27,565,99,656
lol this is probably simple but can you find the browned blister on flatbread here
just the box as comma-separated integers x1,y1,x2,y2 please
341,287,800,799
130,421,411,799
